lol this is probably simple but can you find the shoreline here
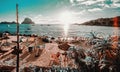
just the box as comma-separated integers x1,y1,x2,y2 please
0,24,120,38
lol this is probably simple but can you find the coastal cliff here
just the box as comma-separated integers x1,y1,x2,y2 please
21,18,35,24
81,16,120,27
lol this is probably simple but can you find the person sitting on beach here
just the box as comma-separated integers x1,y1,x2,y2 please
34,38,41,57
49,52,60,66
34,37,46,56
28,35,35,43
20,36,27,43
61,52,69,67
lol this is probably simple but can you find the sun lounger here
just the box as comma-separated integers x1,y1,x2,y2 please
0,49,14,59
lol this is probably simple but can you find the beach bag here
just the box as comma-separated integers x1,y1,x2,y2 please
42,38,49,43
28,47,33,52
11,46,22,55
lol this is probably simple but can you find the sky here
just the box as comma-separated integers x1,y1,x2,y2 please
0,0,120,24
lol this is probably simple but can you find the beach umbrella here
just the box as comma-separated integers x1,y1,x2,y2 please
58,42,70,51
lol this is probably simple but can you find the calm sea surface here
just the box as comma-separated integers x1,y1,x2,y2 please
0,24,120,37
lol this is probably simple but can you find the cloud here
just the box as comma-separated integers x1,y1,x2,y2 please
81,1,99,5
34,15,42,19
21,0,120,24
97,0,104,1
72,10,87,15
70,0,74,3
69,0,84,3
76,0,84,1
113,3,120,7
88,8,102,12
70,0,120,9
29,14,61,24
113,0,120,3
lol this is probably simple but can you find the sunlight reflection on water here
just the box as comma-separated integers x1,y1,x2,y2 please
63,24,69,37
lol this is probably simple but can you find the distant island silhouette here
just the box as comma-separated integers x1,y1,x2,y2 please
0,16,120,27
0,17,35,24
0,21,18,24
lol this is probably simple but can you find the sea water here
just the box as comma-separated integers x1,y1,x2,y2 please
0,24,120,37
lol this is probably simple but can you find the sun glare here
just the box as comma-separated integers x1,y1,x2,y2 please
59,11,73,24
59,11,73,37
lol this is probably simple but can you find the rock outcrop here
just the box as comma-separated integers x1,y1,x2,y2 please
21,18,35,24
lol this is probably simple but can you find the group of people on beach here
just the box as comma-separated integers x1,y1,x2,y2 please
0,31,120,72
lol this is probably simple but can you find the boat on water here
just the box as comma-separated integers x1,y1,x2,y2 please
47,24,50,26
27,28,31,30
32,24,35,26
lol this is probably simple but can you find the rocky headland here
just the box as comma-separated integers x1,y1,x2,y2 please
81,16,120,27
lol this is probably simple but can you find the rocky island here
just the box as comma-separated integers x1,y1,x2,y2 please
21,17,35,24
0,17,35,24
81,16,120,27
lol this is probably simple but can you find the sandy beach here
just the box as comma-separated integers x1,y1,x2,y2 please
0,32,120,72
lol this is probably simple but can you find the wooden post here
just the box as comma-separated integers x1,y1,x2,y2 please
16,4,19,72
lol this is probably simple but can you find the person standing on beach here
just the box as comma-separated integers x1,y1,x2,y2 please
27,34,36,53
34,37,45,57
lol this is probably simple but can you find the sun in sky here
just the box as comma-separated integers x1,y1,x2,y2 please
0,0,120,24
58,10,74,37
59,10,73,24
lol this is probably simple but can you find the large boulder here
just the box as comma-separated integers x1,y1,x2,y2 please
21,18,35,24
